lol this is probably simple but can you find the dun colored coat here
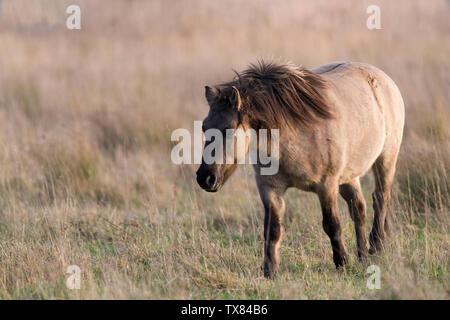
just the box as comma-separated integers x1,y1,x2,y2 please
196,61,405,278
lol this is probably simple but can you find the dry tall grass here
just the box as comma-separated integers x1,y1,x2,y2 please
0,0,448,299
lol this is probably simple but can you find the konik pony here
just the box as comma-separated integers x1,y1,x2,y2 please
196,61,404,278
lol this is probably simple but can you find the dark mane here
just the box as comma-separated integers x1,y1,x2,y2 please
219,60,333,129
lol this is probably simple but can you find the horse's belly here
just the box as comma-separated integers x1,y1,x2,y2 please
339,120,385,183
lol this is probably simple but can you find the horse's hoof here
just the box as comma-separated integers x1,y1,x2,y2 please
369,231,385,255
358,253,369,262
358,249,369,261
263,268,276,279
264,273,275,280
369,240,384,255
369,246,380,255
333,253,348,269
263,271,276,279
263,263,277,279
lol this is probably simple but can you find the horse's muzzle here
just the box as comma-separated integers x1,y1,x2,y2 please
196,168,219,192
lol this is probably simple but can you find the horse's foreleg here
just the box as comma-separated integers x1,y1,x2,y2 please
339,179,368,260
318,182,348,269
258,186,285,279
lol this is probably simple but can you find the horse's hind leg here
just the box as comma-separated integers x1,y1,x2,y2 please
369,152,398,254
318,181,348,269
339,179,368,260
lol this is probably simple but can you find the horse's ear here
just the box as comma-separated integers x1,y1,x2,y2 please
230,86,242,111
205,86,218,105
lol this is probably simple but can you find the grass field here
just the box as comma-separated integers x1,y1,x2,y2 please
0,0,448,299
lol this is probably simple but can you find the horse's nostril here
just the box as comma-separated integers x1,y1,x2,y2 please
205,174,216,188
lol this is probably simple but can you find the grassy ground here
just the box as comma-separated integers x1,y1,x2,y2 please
0,0,448,299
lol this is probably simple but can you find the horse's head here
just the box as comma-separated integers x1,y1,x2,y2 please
196,85,250,192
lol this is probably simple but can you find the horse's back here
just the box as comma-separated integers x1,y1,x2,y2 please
316,61,404,130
